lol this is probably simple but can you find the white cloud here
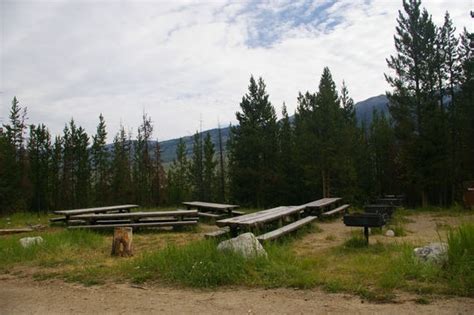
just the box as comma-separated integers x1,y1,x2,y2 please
0,0,471,141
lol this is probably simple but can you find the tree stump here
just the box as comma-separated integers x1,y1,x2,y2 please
111,227,133,257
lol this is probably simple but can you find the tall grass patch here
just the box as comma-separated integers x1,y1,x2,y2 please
126,240,249,287
446,224,474,295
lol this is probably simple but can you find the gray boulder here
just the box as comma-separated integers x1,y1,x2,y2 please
385,229,395,237
413,242,448,264
217,233,267,259
20,236,43,248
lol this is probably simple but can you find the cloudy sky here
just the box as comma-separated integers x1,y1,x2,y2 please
0,0,471,141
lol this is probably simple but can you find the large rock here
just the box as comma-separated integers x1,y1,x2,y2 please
217,233,267,259
413,242,448,264
20,236,43,248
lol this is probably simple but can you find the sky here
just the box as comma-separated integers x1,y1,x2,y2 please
0,0,471,141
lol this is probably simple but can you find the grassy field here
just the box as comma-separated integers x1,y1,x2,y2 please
1,208,473,301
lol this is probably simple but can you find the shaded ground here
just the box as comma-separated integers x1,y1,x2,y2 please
1,276,473,315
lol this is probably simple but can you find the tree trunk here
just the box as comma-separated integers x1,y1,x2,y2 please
111,227,133,257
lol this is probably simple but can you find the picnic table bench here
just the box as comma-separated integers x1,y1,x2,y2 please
182,201,240,218
52,204,139,222
216,205,316,241
67,210,198,230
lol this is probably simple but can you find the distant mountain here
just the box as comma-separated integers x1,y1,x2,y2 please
159,127,231,164
116,94,390,164
354,94,389,125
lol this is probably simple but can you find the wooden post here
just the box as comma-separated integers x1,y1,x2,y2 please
111,227,133,257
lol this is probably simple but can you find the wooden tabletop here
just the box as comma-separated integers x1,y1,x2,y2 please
182,201,239,210
303,198,341,208
54,204,139,215
216,205,306,228
69,210,198,220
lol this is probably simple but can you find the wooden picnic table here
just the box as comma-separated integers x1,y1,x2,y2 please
182,201,240,217
302,198,341,215
216,205,307,236
53,204,139,221
69,210,198,224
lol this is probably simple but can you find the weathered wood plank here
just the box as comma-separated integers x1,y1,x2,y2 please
182,201,239,211
197,212,225,219
321,204,350,217
54,204,138,215
217,205,306,227
204,227,230,239
303,198,341,208
69,210,197,221
256,216,317,242
68,220,198,229
0,228,34,235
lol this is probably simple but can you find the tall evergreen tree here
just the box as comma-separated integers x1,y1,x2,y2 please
50,136,63,210
168,138,190,204
27,124,51,212
91,114,109,205
189,131,204,200
111,125,133,204
385,0,443,206
277,104,297,204
2,97,29,210
202,132,216,201
134,113,154,206
216,124,226,202
228,76,279,207
152,140,166,205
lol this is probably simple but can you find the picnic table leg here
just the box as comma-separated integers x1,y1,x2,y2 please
230,226,238,237
364,227,369,245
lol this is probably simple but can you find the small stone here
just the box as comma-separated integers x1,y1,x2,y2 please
385,229,395,237
19,236,43,248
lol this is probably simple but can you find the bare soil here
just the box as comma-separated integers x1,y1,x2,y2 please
1,212,473,314
1,275,473,314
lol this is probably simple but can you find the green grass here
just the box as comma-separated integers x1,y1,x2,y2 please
0,230,104,271
0,210,473,299
446,224,474,295
0,211,54,228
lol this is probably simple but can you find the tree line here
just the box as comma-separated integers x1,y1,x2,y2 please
0,0,472,213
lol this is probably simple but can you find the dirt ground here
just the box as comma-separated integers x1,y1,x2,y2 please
1,212,473,314
1,275,473,315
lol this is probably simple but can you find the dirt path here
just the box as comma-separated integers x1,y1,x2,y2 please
1,276,473,314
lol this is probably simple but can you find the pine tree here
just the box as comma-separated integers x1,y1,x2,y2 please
50,136,63,210
277,104,297,204
202,132,216,201
91,114,109,205
111,125,133,204
75,126,91,208
152,140,166,205
134,113,154,206
369,111,397,197
189,131,204,200
2,97,29,210
27,124,51,212
228,76,279,207
168,138,190,204
385,0,442,206
216,124,226,202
